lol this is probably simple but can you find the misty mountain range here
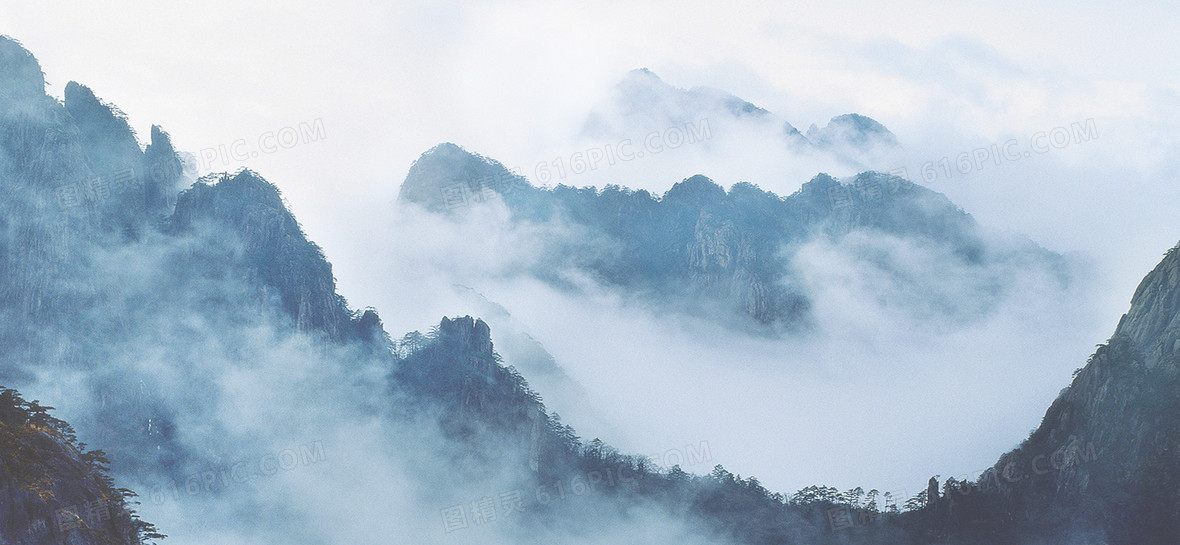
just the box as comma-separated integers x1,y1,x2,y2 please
0,33,1176,545
398,141,1069,332
583,68,900,170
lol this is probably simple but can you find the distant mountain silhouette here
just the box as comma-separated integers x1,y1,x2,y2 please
582,69,899,169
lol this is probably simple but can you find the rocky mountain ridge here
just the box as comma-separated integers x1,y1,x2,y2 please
398,142,1067,330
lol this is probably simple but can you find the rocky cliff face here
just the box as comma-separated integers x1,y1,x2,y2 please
1113,246,1180,369
0,388,160,545
938,243,1180,544
0,39,183,232
0,36,185,330
679,179,808,324
0,37,189,394
393,315,518,423
0,432,138,545
167,170,365,342
0,36,45,103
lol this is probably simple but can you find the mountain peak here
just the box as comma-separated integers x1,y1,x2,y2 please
625,67,663,82
612,68,679,106
663,174,726,205
63,81,143,177
1114,242,1180,368
798,172,840,192
593,69,770,131
439,315,493,355
0,35,45,102
169,169,359,341
399,143,530,212
833,113,894,137
178,169,287,216
806,113,898,148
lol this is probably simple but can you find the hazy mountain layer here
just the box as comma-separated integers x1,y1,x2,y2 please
398,142,1069,332
583,69,899,169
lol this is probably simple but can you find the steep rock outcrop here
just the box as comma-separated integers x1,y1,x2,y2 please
0,387,161,545
0,38,186,341
0,36,46,104
168,170,360,341
1113,245,1180,369
945,243,1180,544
